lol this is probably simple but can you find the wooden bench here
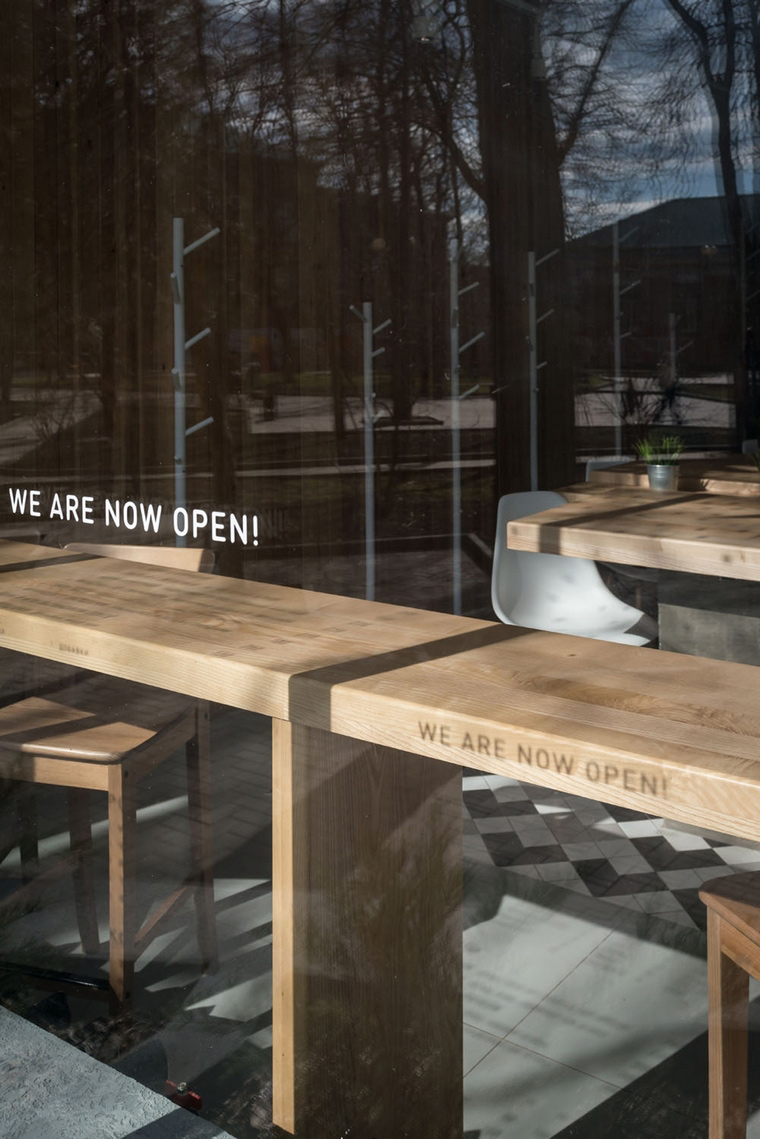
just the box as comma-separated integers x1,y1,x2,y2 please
1,541,760,1136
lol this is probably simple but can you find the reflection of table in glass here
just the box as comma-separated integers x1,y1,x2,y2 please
5,541,760,1135
508,485,760,580
507,485,760,663
588,454,760,496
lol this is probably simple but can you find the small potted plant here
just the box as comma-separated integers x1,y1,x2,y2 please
635,434,683,491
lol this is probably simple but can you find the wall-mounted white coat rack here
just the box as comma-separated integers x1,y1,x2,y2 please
449,231,484,616
612,221,640,454
171,218,220,545
527,247,558,492
350,302,391,601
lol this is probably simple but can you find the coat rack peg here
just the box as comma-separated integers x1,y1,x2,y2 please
172,218,220,545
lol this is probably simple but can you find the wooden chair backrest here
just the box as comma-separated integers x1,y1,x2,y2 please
65,543,215,574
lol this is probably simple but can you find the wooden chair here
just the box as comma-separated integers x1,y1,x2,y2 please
700,871,760,1138
0,543,217,1007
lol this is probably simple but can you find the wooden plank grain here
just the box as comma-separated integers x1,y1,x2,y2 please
4,543,760,842
508,488,760,579
272,719,462,1139
0,545,487,718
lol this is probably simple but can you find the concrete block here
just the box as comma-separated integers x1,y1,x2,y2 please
659,571,760,665
0,1007,233,1139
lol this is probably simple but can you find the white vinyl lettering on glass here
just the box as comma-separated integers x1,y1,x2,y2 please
8,488,260,547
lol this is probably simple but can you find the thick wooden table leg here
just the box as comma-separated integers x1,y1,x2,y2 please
707,910,749,1139
272,719,463,1139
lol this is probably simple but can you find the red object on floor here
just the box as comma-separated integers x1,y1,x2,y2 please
165,1079,203,1112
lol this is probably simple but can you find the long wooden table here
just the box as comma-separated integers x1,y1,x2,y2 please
508,484,760,580
4,541,760,1135
588,454,760,495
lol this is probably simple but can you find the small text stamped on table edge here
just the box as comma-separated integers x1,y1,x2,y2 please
418,720,668,799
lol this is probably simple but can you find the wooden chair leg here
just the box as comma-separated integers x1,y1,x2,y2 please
67,788,100,955
707,910,749,1139
186,701,217,972
17,787,39,883
108,765,137,1007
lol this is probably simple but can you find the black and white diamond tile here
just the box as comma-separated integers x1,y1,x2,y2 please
463,772,760,930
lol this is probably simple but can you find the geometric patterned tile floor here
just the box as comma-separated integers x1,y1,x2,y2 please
3,704,760,1139
463,771,760,932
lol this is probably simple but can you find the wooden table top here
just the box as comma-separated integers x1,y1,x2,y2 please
588,454,760,495
3,541,760,841
509,485,760,581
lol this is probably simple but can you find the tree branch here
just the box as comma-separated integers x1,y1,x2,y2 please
419,67,485,199
720,0,736,89
665,0,715,86
557,0,636,165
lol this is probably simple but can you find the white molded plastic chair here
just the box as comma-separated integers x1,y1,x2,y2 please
491,491,657,646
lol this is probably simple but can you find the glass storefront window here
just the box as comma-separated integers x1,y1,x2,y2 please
1,1,760,1137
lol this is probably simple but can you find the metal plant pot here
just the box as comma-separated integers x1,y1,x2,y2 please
646,463,679,491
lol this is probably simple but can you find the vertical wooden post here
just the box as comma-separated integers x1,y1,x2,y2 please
186,701,218,972
272,720,463,1138
707,910,749,1139
68,788,100,955
272,719,299,1133
108,764,137,1006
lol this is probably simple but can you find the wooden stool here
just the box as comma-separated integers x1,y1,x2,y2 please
700,871,760,1138
0,544,218,1006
